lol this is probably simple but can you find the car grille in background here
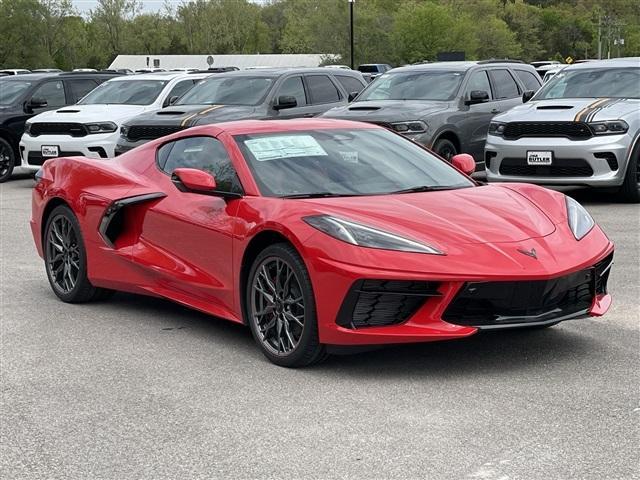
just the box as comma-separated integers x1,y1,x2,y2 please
27,151,84,166
499,158,594,177
30,123,87,137
442,253,613,327
594,152,618,171
125,125,184,141
503,122,593,140
336,279,441,329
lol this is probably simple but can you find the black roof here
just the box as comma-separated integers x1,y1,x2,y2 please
0,71,122,82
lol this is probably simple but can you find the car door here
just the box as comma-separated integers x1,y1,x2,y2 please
459,69,496,161
487,68,522,116
28,79,68,112
303,74,345,115
269,75,316,119
135,135,243,317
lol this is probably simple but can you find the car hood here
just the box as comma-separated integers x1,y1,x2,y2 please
31,104,150,124
126,104,260,127
321,100,449,123
297,184,557,248
496,97,640,122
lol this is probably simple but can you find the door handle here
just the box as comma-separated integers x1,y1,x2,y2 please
491,108,501,114
303,113,315,118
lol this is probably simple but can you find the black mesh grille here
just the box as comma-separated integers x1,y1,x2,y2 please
503,122,593,140
442,255,613,327
125,125,184,141
499,157,594,177
594,152,618,171
27,151,84,166
30,123,87,137
337,280,441,329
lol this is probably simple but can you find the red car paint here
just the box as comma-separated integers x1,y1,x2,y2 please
31,119,613,346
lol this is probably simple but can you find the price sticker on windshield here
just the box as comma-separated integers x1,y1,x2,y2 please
245,135,328,161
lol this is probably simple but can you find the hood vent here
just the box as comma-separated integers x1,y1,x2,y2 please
536,105,573,110
156,111,187,115
348,106,381,111
56,109,80,113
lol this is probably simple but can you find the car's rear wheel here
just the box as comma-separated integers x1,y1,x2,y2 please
617,145,640,203
433,138,457,160
44,205,113,302
246,243,326,367
0,138,15,183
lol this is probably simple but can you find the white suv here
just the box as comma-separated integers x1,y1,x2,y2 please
19,72,210,170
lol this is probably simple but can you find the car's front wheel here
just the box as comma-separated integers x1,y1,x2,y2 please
433,138,458,160
0,138,15,183
617,145,640,203
44,205,113,302
246,243,326,367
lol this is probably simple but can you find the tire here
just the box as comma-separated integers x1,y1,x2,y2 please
44,205,113,303
433,138,458,161
0,137,16,183
245,243,327,367
617,145,640,203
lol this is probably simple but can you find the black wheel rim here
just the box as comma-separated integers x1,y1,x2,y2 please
0,143,13,177
438,143,456,160
636,154,640,188
250,257,305,356
46,215,81,294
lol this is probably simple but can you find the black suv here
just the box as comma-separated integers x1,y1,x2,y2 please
115,68,367,154
323,60,542,163
0,71,121,181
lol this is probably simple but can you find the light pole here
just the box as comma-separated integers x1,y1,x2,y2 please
349,0,355,70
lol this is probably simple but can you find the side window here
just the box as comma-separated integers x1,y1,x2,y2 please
276,76,307,107
335,75,366,95
157,136,241,193
465,71,492,99
488,69,520,99
31,80,66,107
306,75,341,104
67,79,98,103
514,69,542,91
167,80,196,102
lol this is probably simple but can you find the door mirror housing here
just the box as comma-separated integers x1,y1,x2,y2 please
171,168,242,198
274,95,297,110
347,91,359,102
522,90,536,103
466,90,489,105
27,97,48,111
165,95,179,107
451,153,476,175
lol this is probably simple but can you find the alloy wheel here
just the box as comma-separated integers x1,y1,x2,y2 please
0,143,12,177
250,257,305,356
46,215,81,294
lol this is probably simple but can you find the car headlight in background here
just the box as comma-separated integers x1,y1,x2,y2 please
24,123,32,135
566,196,595,240
488,121,507,136
85,122,118,134
303,214,444,255
391,121,427,134
120,124,129,138
588,120,628,135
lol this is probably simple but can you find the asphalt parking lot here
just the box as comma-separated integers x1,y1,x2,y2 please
1,175,639,480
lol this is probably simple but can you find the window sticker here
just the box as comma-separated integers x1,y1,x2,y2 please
339,151,358,163
244,135,328,161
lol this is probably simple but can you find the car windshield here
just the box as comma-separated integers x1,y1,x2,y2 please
0,80,31,105
78,80,168,105
535,67,640,99
176,76,274,106
357,71,464,101
234,128,474,197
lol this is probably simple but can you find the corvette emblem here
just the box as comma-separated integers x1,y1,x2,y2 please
518,247,538,259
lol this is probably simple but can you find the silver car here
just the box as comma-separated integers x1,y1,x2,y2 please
486,57,640,202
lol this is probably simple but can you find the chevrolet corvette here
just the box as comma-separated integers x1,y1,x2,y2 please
31,119,614,367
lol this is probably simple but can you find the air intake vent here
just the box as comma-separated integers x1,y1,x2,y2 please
594,152,618,171
536,105,573,110
503,122,592,140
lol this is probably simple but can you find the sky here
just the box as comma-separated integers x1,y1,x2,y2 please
72,0,267,14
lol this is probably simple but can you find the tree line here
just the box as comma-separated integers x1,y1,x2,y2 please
0,0,638,70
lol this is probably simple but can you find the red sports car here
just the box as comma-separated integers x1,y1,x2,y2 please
31,119,613,367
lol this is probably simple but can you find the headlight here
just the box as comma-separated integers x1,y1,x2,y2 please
566,196,594,240
25,122,32,135
84,122,118,134
588,120,628,135
488,121,507,136
303,214,444,255
390,120,427,134
120,124,129,138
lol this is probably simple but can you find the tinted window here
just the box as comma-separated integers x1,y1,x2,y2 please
514,70,541,91
465,71,492,99
67,79,98,103
488,70,520,99
79,80,168,105
167,80,196,101
335,75,365,95
306,75,341,104
276,76,306,106
358,65,381,73
358,71,464,101
158,136,241,193
31,80,66,107
177,76,274,106
0,80,31,105
535,67,640,99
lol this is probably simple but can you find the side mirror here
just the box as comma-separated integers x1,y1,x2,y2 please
466,90,489,105
522,90,535,103
274,95,297,110
171,168,217,193
27,97,48,111
168,95,179,106
348,91,359,102
451,153,475,175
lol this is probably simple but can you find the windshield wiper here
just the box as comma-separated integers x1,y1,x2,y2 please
390,185,469,194
280,192,359,199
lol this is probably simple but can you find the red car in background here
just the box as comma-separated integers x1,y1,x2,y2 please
31,119,613,367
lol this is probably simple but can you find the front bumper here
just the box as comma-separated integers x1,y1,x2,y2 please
20,132,120,170
485,133,631,187
114,138,148,156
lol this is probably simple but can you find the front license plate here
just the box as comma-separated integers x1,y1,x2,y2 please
527,150,553,165
41,145,59,157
